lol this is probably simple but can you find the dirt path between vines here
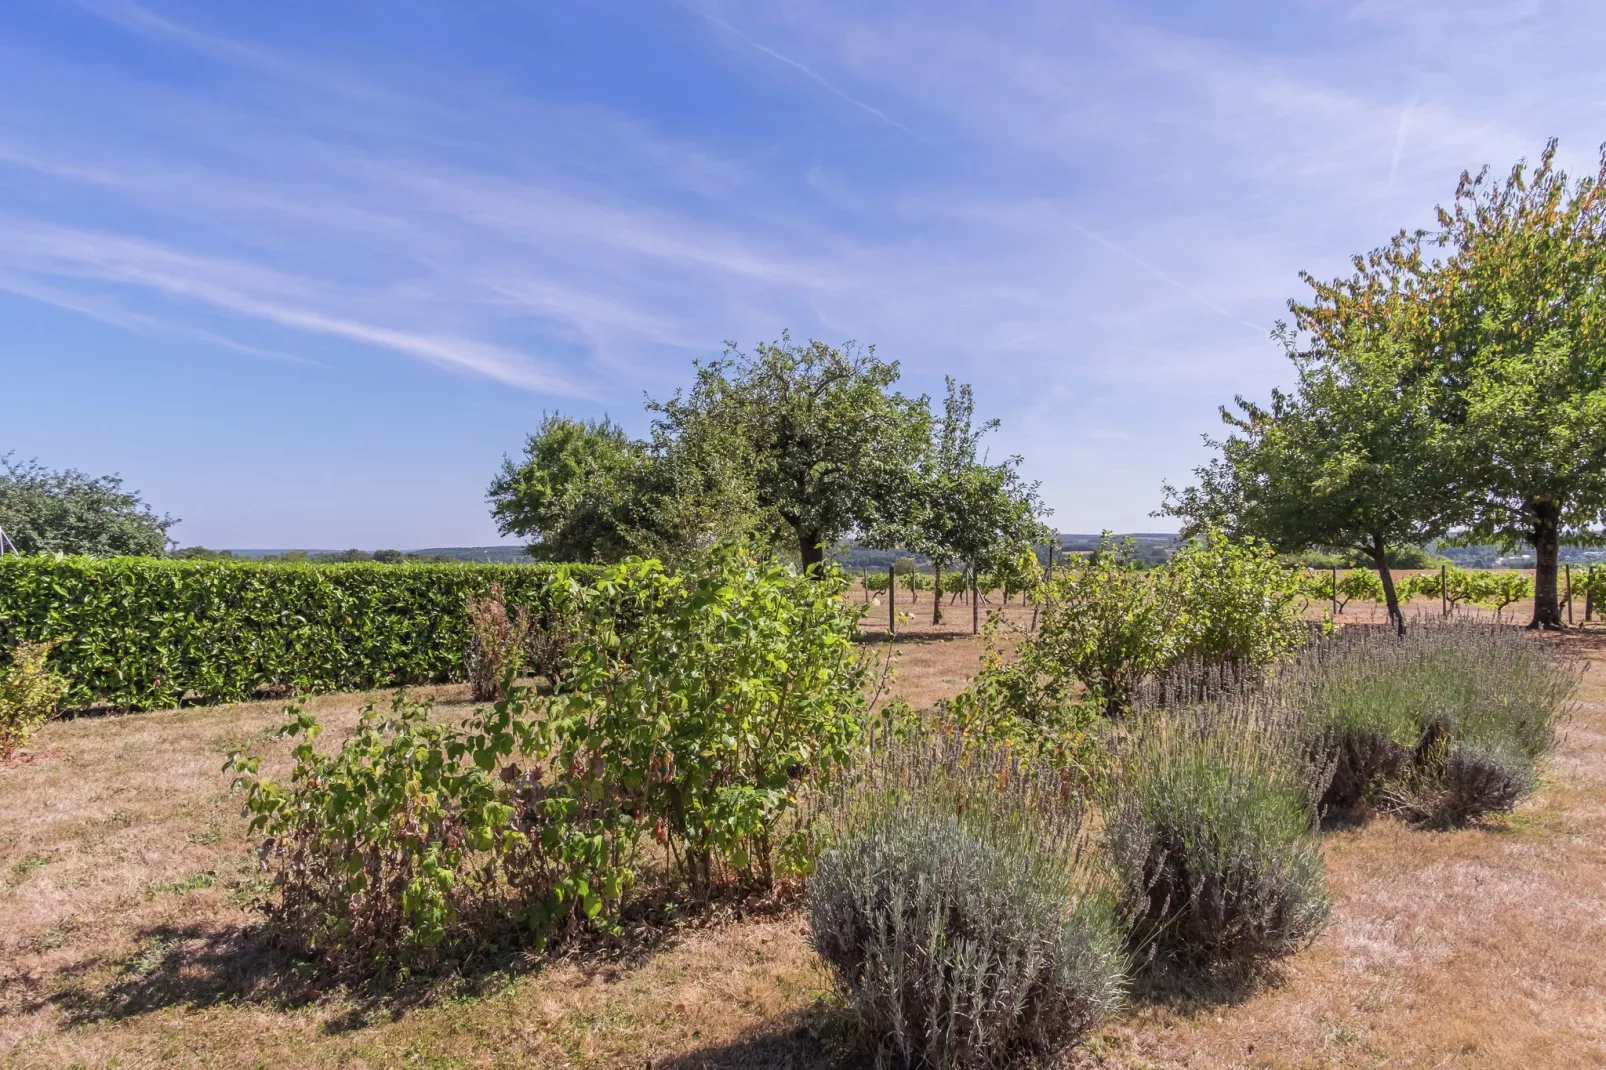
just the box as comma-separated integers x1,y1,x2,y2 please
1,622,1603,1069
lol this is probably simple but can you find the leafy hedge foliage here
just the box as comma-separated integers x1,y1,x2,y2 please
230,692,633,974
548,546,868,893
0,556,599,711
951,531,1304,721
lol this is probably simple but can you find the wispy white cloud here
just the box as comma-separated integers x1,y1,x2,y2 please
5,0,1605,533
0,222,588,394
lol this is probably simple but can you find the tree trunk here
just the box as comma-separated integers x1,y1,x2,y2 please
1527,497,1563,630
1367,534,1405,636
799,532,825,576
932,557,947,625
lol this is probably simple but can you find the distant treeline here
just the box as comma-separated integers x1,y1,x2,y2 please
831,535,1606,574
172,545,534,564
831,533,1180,573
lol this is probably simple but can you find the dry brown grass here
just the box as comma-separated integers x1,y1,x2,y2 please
3,617,1604,1068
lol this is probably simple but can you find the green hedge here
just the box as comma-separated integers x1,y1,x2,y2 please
0,556,598,711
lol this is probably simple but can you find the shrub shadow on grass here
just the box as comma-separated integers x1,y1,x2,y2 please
1128,956,1277,1013
1319,803,1376,832
44,881,792,1033
45,921,314,1025
653,1004,867,1070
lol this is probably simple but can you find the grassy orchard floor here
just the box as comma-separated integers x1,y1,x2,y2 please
2,596,1604,1068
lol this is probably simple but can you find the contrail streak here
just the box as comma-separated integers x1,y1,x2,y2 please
681,4,921,139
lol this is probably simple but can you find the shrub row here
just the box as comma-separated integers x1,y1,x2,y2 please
0,556,600,711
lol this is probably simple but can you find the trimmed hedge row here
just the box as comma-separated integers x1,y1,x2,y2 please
0,556,598,711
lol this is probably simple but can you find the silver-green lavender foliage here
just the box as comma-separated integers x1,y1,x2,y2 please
1286,620,1577,820
806,733,1126,1069
1105,691,1331,972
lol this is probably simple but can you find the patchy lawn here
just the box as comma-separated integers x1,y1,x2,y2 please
2,619,1603,1069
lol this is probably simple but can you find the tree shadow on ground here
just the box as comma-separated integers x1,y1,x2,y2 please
653,1005,869,1070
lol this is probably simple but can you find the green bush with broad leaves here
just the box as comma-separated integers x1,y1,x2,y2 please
228,543,871,973
548,544,869,894
964,532,1302,718
229,689,635,975
1024,538,1183,717
1168,531,1306,683
1334,568,1384,612
0,556,599,711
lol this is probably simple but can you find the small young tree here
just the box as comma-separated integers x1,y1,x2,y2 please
894,379,1046,623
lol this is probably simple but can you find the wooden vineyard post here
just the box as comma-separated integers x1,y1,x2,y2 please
1587,565,1595,622
1441,564,1448,618
888,564,896,637
971,562,980,635
1566,564,1574,626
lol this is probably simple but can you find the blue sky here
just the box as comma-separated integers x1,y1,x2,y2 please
3,0,1604,549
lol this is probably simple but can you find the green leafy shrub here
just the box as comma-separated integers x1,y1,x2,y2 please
1287,622,1576,822
1297,568,1336,607
546,544,869,894
1477,571,1534,618
0,556,599,711
1169,531,1306,686
961,532,1302,718
807,733,1125,1068
1028,537,1183,715
1105,695,1330,972
0,640,67,758
228,691,634,974
229,544,871,971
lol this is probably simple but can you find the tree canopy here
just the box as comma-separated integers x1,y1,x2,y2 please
0,454,175,557
1431,140,1606,628
650,335,931,573
488,336,1045,581
1163,333,1459,630
1167,139,1606,630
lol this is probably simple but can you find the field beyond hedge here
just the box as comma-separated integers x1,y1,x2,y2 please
2,609,1604,1068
